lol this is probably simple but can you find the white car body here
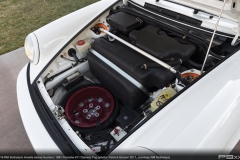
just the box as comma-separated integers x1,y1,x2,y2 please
17,0,240,156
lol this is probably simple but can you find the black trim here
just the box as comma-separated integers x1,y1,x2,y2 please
27,63,82,155
144,2,202,26
128,0,236,38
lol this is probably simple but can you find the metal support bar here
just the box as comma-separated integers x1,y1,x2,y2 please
200,0,227,74
99,28,177,74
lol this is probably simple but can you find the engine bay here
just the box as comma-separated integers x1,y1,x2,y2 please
38,2,240,155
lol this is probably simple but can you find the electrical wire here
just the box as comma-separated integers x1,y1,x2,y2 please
44,53,86,86
60,55,77,62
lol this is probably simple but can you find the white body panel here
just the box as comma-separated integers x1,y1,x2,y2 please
112,50,240,155
29,0,118,83
17,65,62,155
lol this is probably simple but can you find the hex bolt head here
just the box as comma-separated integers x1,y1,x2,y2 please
83,109,88,113
89,103,93,108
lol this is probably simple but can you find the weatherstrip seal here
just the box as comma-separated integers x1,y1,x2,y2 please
90,49,149,95
128,0,238,39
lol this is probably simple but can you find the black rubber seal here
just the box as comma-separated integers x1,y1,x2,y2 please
27,63,82,155
144,2,202,26
128,0,236,38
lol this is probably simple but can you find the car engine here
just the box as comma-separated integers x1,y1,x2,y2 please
40,5,240,155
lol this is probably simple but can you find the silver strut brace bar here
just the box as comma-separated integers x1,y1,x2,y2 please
99,28,177,74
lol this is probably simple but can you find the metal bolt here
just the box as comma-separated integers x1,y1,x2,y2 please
86,115,91,119
79,102,84,107
88,97,93,102
98,97,103,102
96,105,101,110
95,113,99,117
105,102,109,107
89,103,93,108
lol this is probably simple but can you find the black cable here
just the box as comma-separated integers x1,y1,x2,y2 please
44,49,86,86
44,62,78,86
60,55,76,62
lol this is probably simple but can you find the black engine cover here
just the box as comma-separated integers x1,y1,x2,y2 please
115,106,138,129
129,25,196,62
107,12,142,35
88,38,180,108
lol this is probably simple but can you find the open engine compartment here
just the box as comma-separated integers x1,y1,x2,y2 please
37,1,240,155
